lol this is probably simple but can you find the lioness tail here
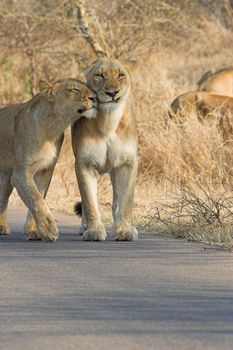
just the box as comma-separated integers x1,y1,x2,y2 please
74,202,82,217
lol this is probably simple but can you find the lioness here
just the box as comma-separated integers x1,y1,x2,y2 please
170,91,233,118
72,59,138,241
198,68,233,97
170,91,233,138
0,79,96,241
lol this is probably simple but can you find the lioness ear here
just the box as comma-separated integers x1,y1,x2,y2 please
85,58,106,78
39,80,57,102
123,59,138,74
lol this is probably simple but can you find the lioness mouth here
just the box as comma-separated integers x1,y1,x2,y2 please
101,96,121,104
78,105,96,114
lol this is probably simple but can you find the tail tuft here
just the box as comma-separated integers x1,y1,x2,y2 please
74,202,82,217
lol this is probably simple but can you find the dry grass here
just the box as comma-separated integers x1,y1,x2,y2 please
139,183,233,250
4,1,233,247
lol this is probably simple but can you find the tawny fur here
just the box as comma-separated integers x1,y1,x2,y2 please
72,58,138,241
198,69,233,97
0,79,96,241
170,91,233,139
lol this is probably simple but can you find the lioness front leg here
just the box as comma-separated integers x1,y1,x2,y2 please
0,171,13,235
24,136,63,240
12,166,58,242
75,161,106,241
110,161,138,241
24,167,57,240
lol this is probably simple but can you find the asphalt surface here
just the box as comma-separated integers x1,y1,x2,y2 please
0,206,233,350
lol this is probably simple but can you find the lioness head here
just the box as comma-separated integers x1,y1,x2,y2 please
86,59,130,110
39,78,97,119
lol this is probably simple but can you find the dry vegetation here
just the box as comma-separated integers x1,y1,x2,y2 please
1,0,233,247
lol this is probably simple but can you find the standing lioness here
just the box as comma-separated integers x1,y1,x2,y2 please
0,79,96,241
72,59,138,241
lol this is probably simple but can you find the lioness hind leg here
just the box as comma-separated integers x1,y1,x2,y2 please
0,171,13,235
110,162,138,241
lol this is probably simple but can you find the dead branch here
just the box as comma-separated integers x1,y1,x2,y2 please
76,0,108,58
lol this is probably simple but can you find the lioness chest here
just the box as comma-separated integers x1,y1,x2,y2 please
80,133,136,174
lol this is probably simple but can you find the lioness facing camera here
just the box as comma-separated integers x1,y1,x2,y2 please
72,58,138,241
0,79,96,241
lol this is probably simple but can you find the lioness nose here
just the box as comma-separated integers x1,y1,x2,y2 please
105,90,119,98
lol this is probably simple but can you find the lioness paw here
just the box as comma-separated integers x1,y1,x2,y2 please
37,215,59,242
0,224,11,235
114,227,138,241
39,227,59,242
83,226,106,241
24,219,39,240
25,230,41,241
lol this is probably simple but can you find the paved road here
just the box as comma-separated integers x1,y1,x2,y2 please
0,207,233,350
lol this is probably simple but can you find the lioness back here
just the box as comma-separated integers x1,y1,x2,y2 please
0,104,23,169
198,69,233,97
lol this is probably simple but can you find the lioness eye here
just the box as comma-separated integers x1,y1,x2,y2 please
95,74,104,80
118,72,125,79
66,88,80,93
